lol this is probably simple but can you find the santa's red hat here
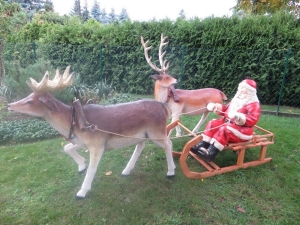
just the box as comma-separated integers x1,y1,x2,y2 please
239,79,257,93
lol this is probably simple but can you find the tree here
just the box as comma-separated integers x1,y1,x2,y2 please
69,0,81,17
44,0,54,12
179,9,186,19
90,0,100,21
119,8,129,22
107,8,116,23
99,8,108,24
0,0,21,84
4,0,53,13
233,0,300,16
81,0,90,22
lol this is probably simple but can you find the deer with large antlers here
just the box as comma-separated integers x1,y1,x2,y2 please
141,34,228,137
7,66,176,199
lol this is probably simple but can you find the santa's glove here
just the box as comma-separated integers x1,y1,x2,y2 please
228,111,246,125
207,103,222,113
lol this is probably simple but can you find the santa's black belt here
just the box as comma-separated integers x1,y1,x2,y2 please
224,118,252,127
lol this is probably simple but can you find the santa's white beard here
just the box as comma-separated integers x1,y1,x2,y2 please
228,92,259,113
228,96,246,112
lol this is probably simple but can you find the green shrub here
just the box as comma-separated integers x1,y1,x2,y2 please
3,60,55,100
69,75,115,104
0,118,60,145
101,93,140,105
3,60,75,103
4,11,300,107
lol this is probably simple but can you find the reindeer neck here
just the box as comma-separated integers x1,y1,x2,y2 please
44,98,72,138
154,81,169,103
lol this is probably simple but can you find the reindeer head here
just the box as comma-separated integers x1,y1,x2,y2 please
7,66,75,117
141,34,177,88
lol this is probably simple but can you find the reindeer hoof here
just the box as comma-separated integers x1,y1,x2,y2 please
78,168,86,174
166,175,175,179
121,173,130,177
75,195,85,200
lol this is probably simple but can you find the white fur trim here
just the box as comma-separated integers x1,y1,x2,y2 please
235,112,246,125
227,126,253,140
207,103,216,112
239,82,256,93
211,138,224,151
202,133,212,143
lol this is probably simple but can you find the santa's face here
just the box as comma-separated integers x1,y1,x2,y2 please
237,87,248,99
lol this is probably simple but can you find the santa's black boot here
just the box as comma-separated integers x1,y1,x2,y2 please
191,141,210,154
197,144,219,162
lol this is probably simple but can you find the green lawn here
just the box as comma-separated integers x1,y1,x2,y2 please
0,114,299,224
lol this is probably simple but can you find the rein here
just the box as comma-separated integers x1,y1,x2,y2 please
64,105,76,143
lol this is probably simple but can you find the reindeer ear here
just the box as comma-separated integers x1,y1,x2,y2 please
151,74,162,80
39,96,58,111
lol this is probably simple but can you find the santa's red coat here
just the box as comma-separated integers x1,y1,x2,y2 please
203,101,261,148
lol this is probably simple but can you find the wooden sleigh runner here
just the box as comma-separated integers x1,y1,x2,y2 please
167,120,275,179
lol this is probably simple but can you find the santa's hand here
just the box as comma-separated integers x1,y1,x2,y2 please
228,111,238,119
228,111,246,125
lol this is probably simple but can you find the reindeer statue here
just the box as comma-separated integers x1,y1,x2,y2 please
7,66,176,199
141,34,228,137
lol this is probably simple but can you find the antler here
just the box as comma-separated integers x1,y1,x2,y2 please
26,66,75,93
141,33,170,74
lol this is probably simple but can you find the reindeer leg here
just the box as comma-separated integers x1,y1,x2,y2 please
167,113,181,137
64,143,86,173
191,112,209,135
76,145,104,199
122,141,146,175
173,115,182,137
152,138,176,177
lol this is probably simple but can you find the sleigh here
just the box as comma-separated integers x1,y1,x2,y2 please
167,120,274,179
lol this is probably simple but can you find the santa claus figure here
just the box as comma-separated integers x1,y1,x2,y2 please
191,78,261,162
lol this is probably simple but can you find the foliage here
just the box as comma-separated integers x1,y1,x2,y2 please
101,93,139,105
89,0,127,24
3,11,300,107
69,75,115,104
119,8,129,23
0,118,59,144
31,11,69,25
0,114,299,224
0,83,11,99
233,0,300,16
90,0,101,22
107,8,117,24
4,0,54,14
2,60,54,100
2,60,74,102
69,0,81,17
81,0,90,22
0,0,21,39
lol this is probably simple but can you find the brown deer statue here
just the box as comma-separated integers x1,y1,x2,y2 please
141,34,228,137
7,66,176,199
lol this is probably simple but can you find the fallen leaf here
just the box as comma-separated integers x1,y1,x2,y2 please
236,205,246,213
106,171,112,176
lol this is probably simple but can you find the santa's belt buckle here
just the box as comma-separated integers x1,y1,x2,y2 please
225,119,234,124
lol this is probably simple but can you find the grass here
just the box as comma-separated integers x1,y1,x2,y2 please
0,113,299,224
